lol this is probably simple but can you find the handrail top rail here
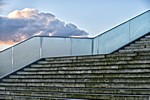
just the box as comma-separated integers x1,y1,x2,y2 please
0,35,93,53
35,35,93,39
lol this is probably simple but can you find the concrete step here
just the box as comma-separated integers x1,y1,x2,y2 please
45,55,105,61
130,43,150,47
0,91,148,100
140,37,150,41
144,35,150,38
1,91,105,99
38,57,133,64
55,57,148,65
25,66,120,71
106,53,137,57
37,54,138,66
1,86,150,96
135,40,150,44
119,48,150,53
1,82,150,89
134,56,150,60
9,73,150,79
43,55,138,63
124,46,145,50
0,95,64,100
23,67,150,72
2,77,150,83
123,46,150,51
45,56,77,61
1,87,150,95
44,53,137,63
35,60,150,67
16,68,150,75
26,64,150,71
44,56,134,64
0,94,149,100
138,52,150,56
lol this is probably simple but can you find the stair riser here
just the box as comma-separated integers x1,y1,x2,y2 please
135,41,150,44
40,54,138,64
130,43,150,46
0,96,64,100
43,57,134,64
39,57,136,64
1,87,150,96
46,53,137,61
9,74,150,79
1,83,150,88
124,46,145,49
119,49,150,53
36,60,150,66
45,55,105,61
3,78,150,83
0,93,148,100
16,69,150,75
25,64,150,71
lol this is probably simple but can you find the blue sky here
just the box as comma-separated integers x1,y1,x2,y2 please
1,0,150,36
0,0,149,51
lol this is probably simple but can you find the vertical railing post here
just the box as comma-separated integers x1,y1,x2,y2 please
11,47,14,71
40,37,42,59
97,37,99,54
70,38,72,56
91,39,94,55
129,21,131,41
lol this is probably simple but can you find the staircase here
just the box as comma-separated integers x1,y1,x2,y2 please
0,33,150,100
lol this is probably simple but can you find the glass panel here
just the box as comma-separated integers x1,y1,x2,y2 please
0,48,12,78
71,38,92,56
130,11,150,41
13,37,40,71
94,11,150,54
97,22,129,54
42,37,71,58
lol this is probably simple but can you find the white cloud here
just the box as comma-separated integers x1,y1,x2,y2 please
8,8,39,19
0,8,89,42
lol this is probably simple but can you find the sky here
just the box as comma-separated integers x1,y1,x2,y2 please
0,0,150,50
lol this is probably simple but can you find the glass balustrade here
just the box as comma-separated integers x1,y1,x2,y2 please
0,10,150,78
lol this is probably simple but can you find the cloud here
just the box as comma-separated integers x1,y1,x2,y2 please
0,8,89,43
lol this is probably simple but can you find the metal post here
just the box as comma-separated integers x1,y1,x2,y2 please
91,39,94,55
11,47,14,71
97,37,99,54
70,38,72,56
40,37,42,59
129,21,131,41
